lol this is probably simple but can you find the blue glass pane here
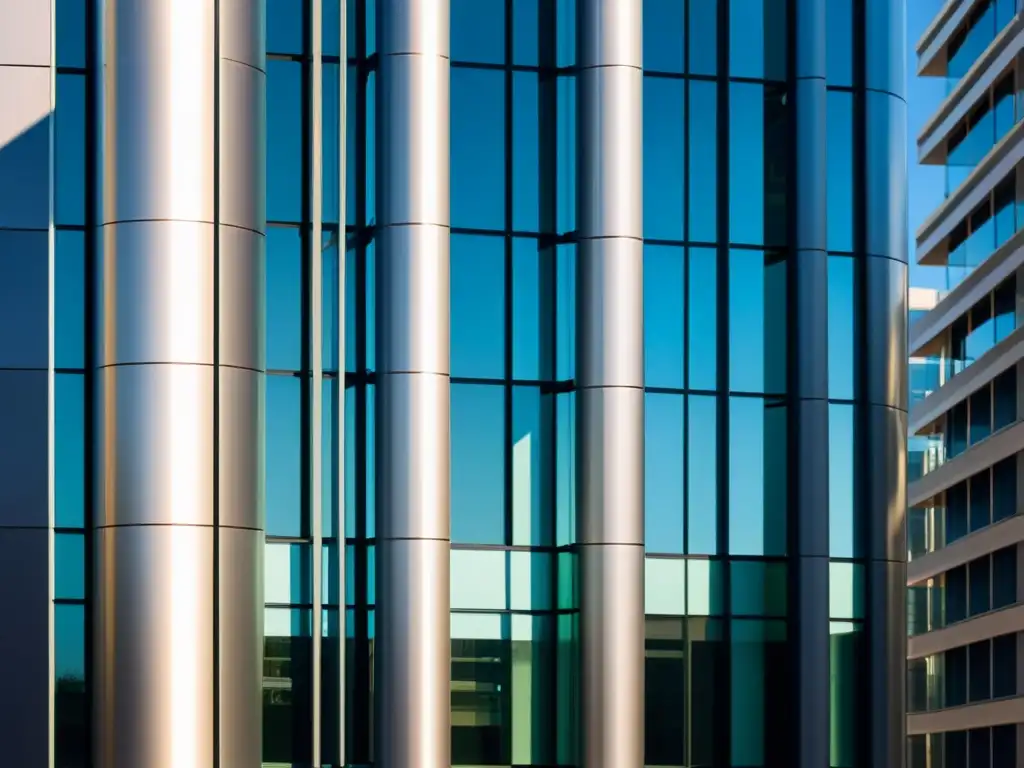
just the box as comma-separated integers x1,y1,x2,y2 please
827,0,854,86
687,395,717,555
323,0,342,57
452,67,505,230
731,561,787,617
687,247,716,391
56,0,87,69
366,384,376,538
643,77,685,241
55,230,86,370
511,387,552,546
322,236,340,373
366,70,377,224
827,92,854,252
688,0,717,75
267,61,303,223
54,603,87,766
266,228,302,372
512,72,540,233
452,0,505,64
730,250,786,395
688,81,717,243
556,243,575,380
322,378,340,537
644,245,684,389
55,374,85,528
556,0,575,67
729,83,766,245
729,398,787,556
344,384,357,538
323,63,341,225
512,238,542,381
645,394,684,554
829,404,856,557
346,66,357,227
556,76,576,236
267,0,305,55
56,74,86,227
512,0,539,66
644,0,685,73
556,393,575,547
452,384,505,545
451,234,505,379
827,255,855,400
266,375,303,537
55,532,85,600
729,0,786,80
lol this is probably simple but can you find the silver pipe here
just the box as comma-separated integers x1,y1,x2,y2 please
576,2,645,765
374,3,451,767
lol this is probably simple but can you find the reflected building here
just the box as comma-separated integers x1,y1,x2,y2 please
0,1,906,767
908,2,1024,767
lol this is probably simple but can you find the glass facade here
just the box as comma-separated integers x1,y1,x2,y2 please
0,1,908,767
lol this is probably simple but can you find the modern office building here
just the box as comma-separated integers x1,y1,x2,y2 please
0,1,906,767
908,1,1024,766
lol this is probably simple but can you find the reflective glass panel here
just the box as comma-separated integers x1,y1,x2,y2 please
645,245,685,389
266,375,303,537
645,393,684,554
451,234,505,379
267,60,303,223
452,384,505,544
266,228,303,372
452,67,505,230
644,77,685,241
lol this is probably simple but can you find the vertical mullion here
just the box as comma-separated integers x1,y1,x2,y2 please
503,0,514,550
336,3,348,764
309,0,325,763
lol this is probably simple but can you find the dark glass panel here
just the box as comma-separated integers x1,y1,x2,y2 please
644,617,685,766
969,640,992,702
948,399,968,458
644,0,685,72
322,235,340,373
56,0,87,69
729,0,786,80
730,619,789,766
266,375,303,537
687,395,717,555
54,603,87,768
645,393,684,554
908,735,926,768
267,60,304,222
829,622,862,766
263,608,313,765
267,0,304,55
947,730,968,768
970,471,991,532
512,0,539,66
993,633,1017,698
688,0,717,75
993,367,1017,431
729,249,786,394
994,276,1016,342
993,457,1017,522
55,532,85,600
451,234,505,379
946,645,968,707
969,727,992,768
451,0,504,64
687,247,717,391
688,82,717,243
55,230,86,370
947,481,968,544
946,565,967,624
993,724,1017,768
689,617,725,766
266,228,303,372
907,653,927,712
643,77,685,241
452,384,505,545
644,245,685,388
452,67,505,230
55,373,85,529
731,560,786,617
992,545,1017,609
969,556,992,616
56,73,85,226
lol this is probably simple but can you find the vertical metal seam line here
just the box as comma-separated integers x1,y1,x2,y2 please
503,0,514,553
47,0,57,765
212,0,222,765
337,1,347,761
310,0,325,761
715,0,732,762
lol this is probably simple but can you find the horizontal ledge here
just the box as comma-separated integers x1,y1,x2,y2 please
908,514,1024,585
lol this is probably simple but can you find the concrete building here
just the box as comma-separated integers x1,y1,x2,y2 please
908,1,1024,766
0,1,907,766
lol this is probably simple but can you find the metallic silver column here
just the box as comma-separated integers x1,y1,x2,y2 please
792,1,830,766
94,2,265,767
576,2,644,766
0,1,53,764
864,1,908,766
374,3,451,768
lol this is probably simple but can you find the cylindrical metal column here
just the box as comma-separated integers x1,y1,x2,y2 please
863,1,908,767
791,0,830,765
576,2,644,766
94,2,266,767
374,3,451,768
